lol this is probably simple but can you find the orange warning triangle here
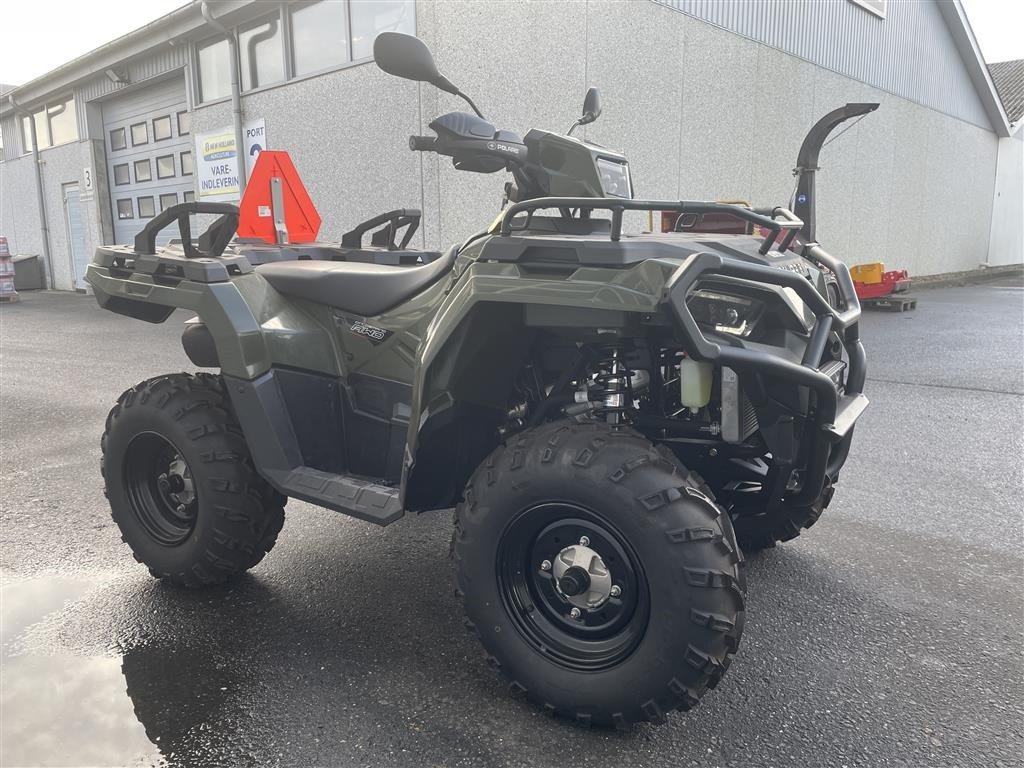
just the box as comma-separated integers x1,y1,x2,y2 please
237,150,322,243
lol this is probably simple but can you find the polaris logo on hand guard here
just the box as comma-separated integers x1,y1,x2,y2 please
488,141,521,155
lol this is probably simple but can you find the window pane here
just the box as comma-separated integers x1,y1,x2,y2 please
137,196,155,218
33,111,50,149
113,164,130,185
109,127,127,151
134,159,152,182
131,122,148,146
240,16,285,90
291,1,348,77
23,110,51,151
48,99,77,145
116,199,134,219
180,150,194,176
160,193,178,211
351,1,414,60
198,38,231,102
153,115,172,141
156,155,175,179
177,111,191,135
184,190,195,203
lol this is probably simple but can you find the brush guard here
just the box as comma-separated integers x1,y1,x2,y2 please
499,197,868,505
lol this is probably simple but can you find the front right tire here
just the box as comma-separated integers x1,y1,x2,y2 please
452,420,745,727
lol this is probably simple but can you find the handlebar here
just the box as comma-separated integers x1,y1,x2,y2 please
409,135,437,152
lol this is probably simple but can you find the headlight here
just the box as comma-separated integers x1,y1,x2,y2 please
687,289,763,337
596,157,631,198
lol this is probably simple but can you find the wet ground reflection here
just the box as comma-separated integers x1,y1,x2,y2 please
1,574,162,767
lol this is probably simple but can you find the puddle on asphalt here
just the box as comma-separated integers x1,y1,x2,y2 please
1,573,232,767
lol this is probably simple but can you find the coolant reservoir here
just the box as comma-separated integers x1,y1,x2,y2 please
679,358,713,409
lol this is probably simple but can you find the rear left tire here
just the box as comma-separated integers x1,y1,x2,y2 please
101,373,285,588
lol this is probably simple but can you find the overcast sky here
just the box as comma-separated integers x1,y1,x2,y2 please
1,0,1022,87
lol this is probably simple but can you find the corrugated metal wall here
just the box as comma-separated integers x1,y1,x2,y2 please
655,0,991,129
75,45,189,104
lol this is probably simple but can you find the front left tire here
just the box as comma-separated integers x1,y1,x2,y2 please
452,420,745,727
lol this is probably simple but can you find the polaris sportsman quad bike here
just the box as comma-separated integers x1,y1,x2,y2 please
87,33,867,727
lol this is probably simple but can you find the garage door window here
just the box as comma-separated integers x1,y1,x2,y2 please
113,164,130,186
137,196,155,218
134,159,152,182
153,115,172,141
177,111,190,135
156,155,175,179
116,199,134,219
109,127,127,151
131,122,148,146
184,190,195,203
180,150,194,176
160,193,178,211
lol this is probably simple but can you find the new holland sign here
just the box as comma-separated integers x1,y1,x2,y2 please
194,119,267,201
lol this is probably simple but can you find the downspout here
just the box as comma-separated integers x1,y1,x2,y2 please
8,93,54,288
200,1,246,192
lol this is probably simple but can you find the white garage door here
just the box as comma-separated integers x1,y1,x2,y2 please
102,77,195,247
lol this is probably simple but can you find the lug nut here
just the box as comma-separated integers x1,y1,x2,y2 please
569,607,582,620
610,585,622,598
540,559,552,572
176,504,186,514
579,536,590,547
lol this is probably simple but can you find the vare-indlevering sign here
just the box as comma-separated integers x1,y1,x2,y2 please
194,119,267,201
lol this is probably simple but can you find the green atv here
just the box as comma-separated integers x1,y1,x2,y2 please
87,33,867,727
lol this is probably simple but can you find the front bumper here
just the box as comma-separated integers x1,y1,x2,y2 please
663,241,868,505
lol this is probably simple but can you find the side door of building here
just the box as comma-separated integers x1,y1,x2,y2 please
63,182,90,291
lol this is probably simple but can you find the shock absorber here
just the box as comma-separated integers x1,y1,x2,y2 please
593,345,633,426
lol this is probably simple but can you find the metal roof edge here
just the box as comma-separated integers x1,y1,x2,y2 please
937,0,1012,138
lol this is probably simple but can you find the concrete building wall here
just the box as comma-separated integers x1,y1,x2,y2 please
987,129,1024,267
204,0,994,276
0,138,110,291
0,0,1007,284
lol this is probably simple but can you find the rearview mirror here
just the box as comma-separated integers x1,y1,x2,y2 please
374,32,456,95
581,87,602,124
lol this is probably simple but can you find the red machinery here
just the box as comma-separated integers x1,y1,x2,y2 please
850,263,916,310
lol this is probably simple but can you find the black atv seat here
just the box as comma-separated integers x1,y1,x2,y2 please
256,249,454,317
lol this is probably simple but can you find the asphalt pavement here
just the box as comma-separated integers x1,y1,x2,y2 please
1,276,1022,768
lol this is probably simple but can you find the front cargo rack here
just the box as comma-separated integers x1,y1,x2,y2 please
498,196,805,254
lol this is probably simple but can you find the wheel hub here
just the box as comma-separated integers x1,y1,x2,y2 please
552,541,612,610
123,433,198,547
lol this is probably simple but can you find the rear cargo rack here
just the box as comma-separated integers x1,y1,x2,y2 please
499,197,804,255
134,201,240,258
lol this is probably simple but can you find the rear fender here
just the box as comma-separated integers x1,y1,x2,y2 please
86,263,334,381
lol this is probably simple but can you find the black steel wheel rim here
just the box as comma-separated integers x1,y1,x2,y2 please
123,432,197,547
496,502,650,672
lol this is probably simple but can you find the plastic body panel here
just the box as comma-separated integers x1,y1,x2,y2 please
86,200,866,520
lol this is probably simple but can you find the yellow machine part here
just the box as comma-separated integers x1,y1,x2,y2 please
850,262,884,284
